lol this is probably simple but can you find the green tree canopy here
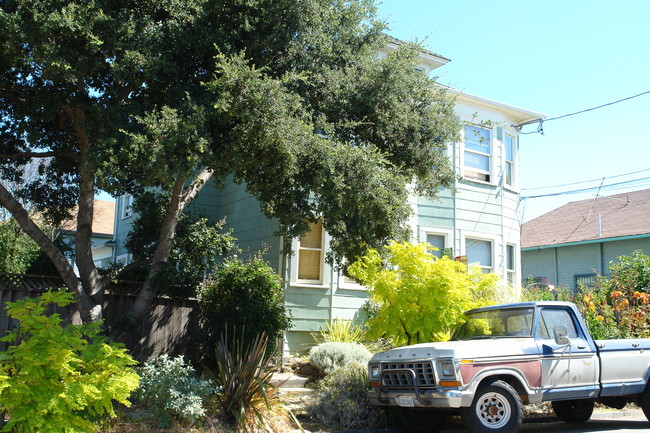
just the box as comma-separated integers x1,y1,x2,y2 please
0,0,460,325
0,218,41,274
349,241,500,345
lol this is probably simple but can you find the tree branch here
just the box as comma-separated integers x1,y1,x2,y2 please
0,182,88,303
0,151,80,160
127,168,214,321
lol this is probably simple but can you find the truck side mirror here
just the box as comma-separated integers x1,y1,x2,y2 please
553,325,570,345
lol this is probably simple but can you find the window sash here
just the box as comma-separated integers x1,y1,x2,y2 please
463,125,491,180
466,238,492,270
505,135,515,186
297,220,324,282
426,234,445,257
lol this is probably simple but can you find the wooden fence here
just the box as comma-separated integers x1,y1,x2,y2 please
0,273,200,363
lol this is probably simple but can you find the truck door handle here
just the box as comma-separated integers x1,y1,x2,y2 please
577,345,586,349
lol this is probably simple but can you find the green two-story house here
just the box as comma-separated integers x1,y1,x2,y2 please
112,44,545,354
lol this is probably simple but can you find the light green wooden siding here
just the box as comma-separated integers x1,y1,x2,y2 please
416,180,521,284
283,280,370,355
331,288,370,321
418,191,454,228
193,179,282,270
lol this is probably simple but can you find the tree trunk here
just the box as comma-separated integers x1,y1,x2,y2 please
0,182,98,320
127,169,213,323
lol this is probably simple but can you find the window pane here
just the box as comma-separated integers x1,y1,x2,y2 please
505,162,513,186
466,238,492,267
426,234,445,254
505,135,514,162
298,250,321,280
507,244,515,271
464,151,489,171
300,220,322,248
464,125,491,154
539,309,578,339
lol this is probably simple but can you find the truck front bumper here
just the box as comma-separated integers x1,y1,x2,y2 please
368,388,465,408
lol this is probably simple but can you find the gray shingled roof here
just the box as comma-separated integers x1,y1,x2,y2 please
522,188,650,249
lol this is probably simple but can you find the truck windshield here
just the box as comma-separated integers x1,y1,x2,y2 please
453,307,535,340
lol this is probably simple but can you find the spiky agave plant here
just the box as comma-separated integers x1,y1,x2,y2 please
205,328,297,432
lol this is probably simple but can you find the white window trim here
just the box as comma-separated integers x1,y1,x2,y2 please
338,269,364,291
115,253,131,266
503,132,518,191
291,222,329,287
461,124,494,185
505,241,521,287
121,194,134,219
462,232,498,272
419,227,453,257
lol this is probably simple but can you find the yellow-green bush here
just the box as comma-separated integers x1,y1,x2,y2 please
0,290,140,433
349,241,500,345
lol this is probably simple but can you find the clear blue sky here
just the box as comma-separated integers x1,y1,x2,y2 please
375,0,650,222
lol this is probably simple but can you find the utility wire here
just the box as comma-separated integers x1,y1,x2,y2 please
522,168,650,191
517,90,650,134
521,176,650,199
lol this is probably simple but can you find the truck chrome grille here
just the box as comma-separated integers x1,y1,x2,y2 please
380,362,436,388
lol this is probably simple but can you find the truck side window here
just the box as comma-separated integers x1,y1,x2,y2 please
538,309,578,340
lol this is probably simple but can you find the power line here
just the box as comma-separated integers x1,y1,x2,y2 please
517,90,650,134
521,176,650,199
521,168,650,192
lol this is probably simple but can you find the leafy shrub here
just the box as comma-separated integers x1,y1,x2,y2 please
135,354,217,427
0,290,140,433
349,241,500,345
308,342,372,375
199,255,291,365
314,318,366,344
307,363,384,430
0,218,41,273
205,329,289,432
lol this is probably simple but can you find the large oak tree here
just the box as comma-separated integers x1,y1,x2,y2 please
0,0,460,325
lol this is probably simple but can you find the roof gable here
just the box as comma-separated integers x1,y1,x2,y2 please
522,189,650,249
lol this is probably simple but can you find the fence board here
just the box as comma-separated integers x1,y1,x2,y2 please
0,274,199,363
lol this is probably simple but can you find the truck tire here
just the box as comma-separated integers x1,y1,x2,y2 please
461,380,523,433
393,407,443,433
551,399,594,423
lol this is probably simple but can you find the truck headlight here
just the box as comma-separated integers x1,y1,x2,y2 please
436,359,461,387
369,364,380,381
439,360,455,377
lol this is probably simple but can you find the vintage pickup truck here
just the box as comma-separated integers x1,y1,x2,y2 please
367,301,650,433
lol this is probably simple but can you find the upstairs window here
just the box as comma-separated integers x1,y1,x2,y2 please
121,195,134,219
466,237,493,272
463,125,491,182
297,219,324,283
505,134,515,187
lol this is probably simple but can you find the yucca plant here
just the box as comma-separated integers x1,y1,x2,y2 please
314,318,366,344
205,328,292,432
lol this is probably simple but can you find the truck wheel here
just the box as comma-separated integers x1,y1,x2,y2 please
393,407,443,433
461,380,523,433
551,399,594,423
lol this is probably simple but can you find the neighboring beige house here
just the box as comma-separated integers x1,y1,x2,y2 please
521,188,650,291
60,200,116,270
